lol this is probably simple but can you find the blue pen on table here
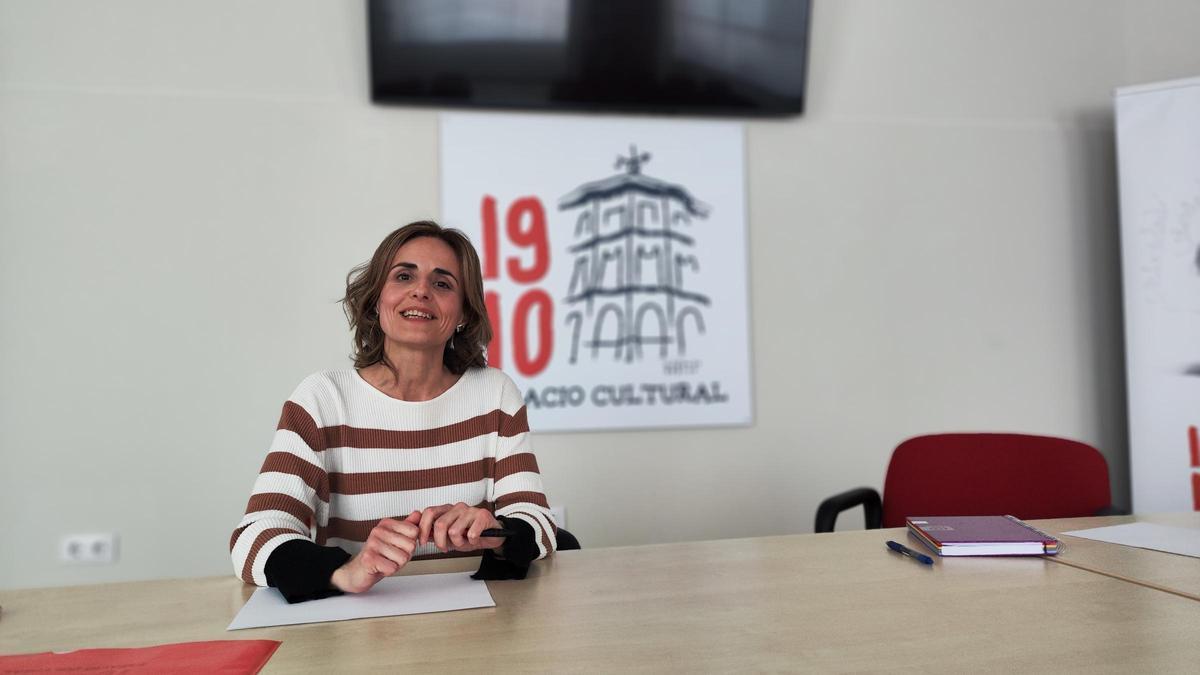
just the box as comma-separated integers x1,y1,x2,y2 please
886,540,934,565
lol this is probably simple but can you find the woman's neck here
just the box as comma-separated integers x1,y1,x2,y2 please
361,345,458,401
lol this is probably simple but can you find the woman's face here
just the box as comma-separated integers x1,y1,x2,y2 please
376,236,465,356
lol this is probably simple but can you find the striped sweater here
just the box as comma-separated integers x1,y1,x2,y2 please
230,366,556,586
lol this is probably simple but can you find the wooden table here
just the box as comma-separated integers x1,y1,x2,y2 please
3,517,1199,673
1039,512,1200,601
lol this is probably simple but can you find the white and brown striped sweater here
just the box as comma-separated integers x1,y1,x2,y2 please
230,367,556,587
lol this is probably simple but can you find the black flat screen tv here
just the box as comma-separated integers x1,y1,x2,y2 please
368,0,811,117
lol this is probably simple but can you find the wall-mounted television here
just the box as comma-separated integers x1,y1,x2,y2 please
368,0,812,117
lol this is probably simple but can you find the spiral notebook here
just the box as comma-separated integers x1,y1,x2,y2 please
906,515,1061,556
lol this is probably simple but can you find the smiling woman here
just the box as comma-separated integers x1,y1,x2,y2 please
229,221,559,602
343,221,492,378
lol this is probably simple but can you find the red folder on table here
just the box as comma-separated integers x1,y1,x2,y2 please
0,639,279,674
907,515,1061,556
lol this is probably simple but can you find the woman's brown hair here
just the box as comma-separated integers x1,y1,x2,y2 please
343,221,492,375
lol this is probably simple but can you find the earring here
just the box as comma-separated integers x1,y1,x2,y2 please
456,324,464,333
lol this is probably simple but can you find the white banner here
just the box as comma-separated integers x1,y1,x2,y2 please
1116,76,1200,512
441,112,752,432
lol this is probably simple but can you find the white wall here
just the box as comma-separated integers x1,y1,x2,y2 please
2,0,1199,590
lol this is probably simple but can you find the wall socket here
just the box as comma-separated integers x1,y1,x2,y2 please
549,504,566,528
60,533,118,564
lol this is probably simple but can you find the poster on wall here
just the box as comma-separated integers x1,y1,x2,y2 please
1116,76,1200,512
440,112,752,432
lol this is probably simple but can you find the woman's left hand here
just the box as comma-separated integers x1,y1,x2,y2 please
418,502,506,552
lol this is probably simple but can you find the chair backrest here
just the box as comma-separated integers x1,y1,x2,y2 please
556,528,581,551
880,433,1112,529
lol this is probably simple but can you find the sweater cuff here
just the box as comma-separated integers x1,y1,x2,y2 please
471,516,536,581
264,539,352,604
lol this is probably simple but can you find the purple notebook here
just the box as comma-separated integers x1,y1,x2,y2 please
906,515,1061,556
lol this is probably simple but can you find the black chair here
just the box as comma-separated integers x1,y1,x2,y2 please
557,528,581,551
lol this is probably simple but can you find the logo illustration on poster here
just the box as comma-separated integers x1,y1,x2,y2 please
476,141,733,417
558,145,711,365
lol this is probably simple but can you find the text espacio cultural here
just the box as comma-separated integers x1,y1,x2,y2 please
524,381,730,409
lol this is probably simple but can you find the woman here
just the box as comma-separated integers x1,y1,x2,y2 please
230,221,557,602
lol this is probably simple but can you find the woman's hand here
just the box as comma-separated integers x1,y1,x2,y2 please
418,502,505,553
330,511,422,594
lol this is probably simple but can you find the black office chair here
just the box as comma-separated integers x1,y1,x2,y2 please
557,528,581,551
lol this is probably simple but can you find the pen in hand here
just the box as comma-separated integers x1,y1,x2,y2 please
886,540,934,565
480,528,519,538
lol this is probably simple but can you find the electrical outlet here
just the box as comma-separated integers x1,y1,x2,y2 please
549,504,566,528
60,533,118,564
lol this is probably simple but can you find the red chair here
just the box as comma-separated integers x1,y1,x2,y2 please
814,433,1115,532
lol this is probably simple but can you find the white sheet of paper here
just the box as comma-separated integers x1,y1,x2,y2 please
227,572,495,630
1063,522,1200,558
